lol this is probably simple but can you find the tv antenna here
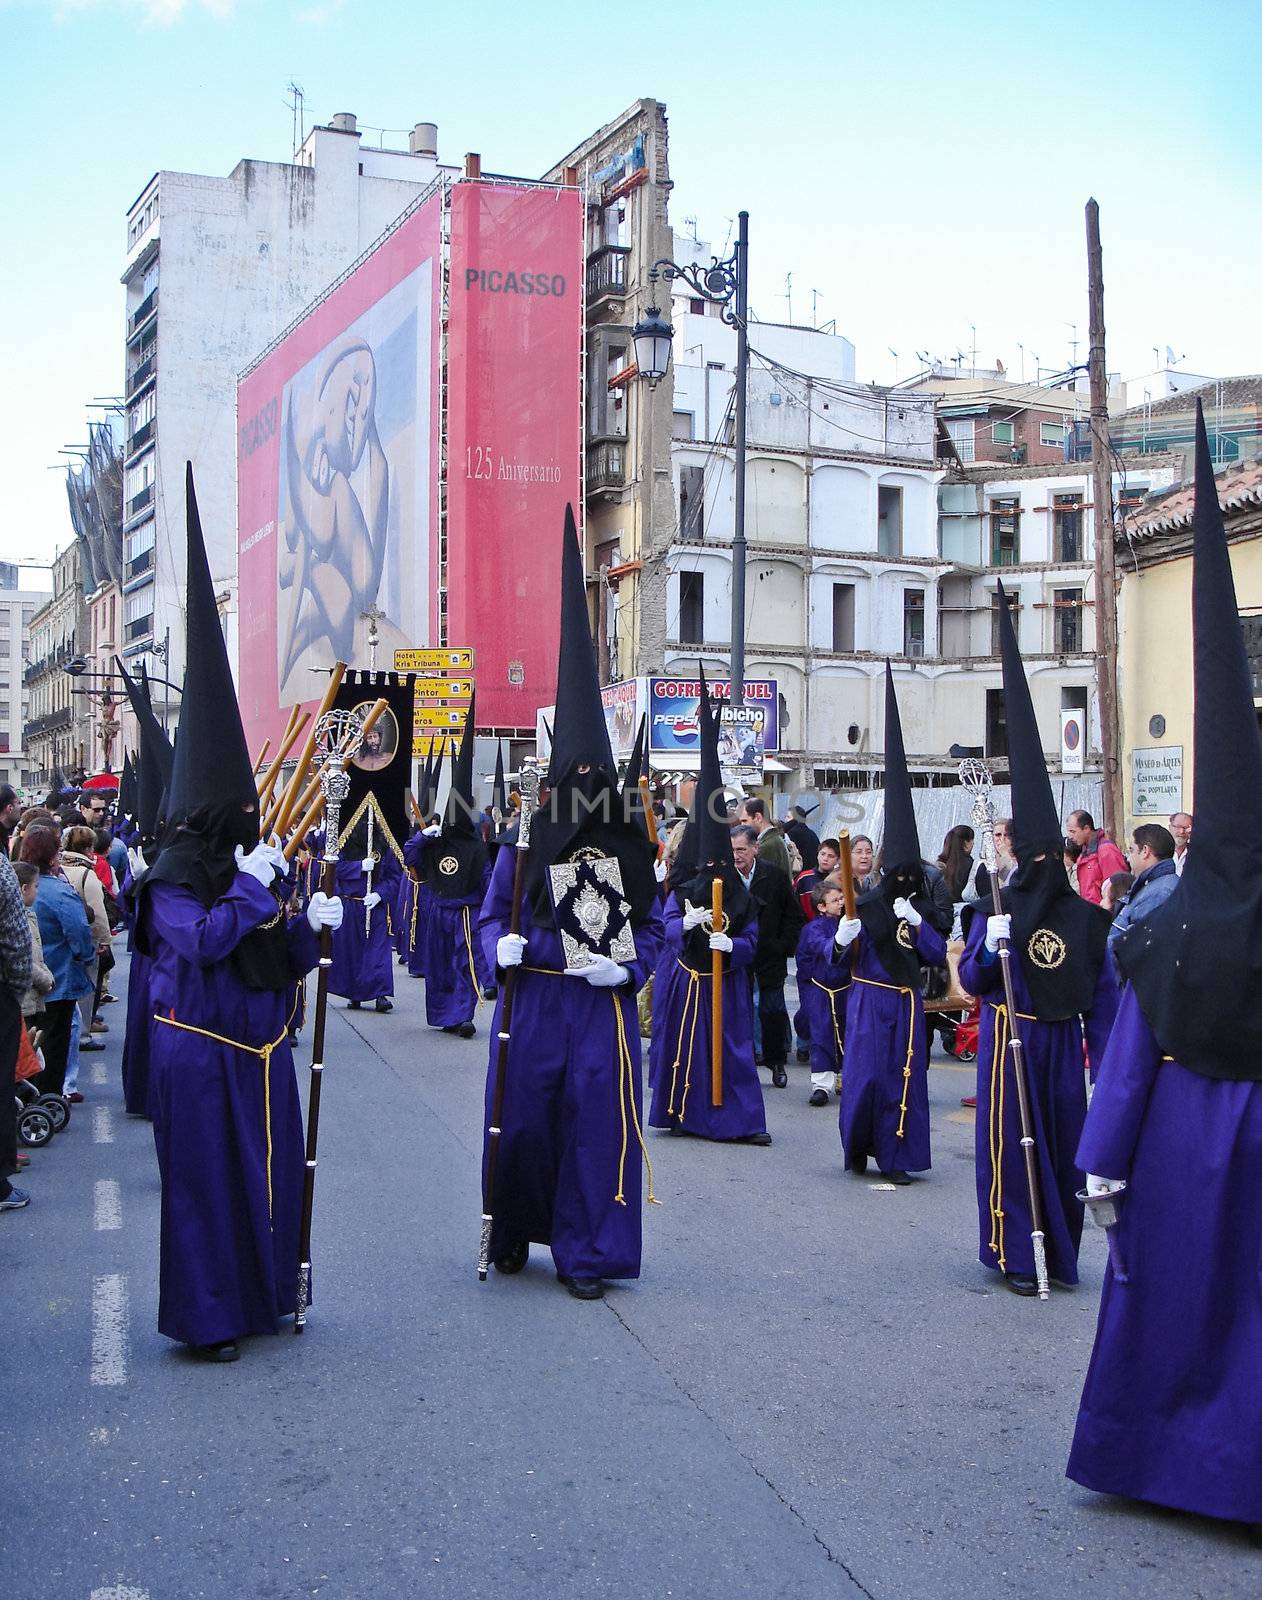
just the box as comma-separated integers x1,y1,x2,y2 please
286,81,306,157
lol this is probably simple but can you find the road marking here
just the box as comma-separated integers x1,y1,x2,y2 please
93,1106,114,1144
92,1059,108,1086
94,1180,122,1231
91,1273,129,1387
90,1587,149,1599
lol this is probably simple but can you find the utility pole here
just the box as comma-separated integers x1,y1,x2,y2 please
1086,198,1122,841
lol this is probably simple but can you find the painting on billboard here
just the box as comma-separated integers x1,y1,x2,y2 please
276,262,433,704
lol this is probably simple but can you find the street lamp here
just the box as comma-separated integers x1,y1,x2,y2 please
632,210,751,710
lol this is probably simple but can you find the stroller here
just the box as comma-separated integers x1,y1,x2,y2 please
922,941,978,1062
14,1021,71,1148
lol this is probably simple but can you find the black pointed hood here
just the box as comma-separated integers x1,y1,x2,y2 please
996,580,1062,863
880,663,920,871
546,505,615,787
116,655,175,843
673,665,751,946
118,753,136,823
491,740,507,821
1116,404,1262,1079
416,744,436,823
444,697,477,837
622,715,648,798
424,709,489,900
694,665,733,871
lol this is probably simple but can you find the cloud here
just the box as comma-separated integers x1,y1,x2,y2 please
296,0,344,21
46,0,235,24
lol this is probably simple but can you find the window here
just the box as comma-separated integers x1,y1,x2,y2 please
672,411,695,441
990,589,1019,654
945,419,975,463
679,570,705,645
989,496,1020,566
1052,493,1083,562
832,583,855,652
1040,422,1068,449
124,585,153,644
689,297,706,315
679,466,705,540
1054,587,1083,654
986,688,1008,759
992,420,1015,445
903,589,926,657
877,486,903,557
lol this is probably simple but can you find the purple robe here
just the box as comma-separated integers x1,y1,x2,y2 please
393,866,412,958
838,920,945,1174
959,917,1119,1284
144,876,318,1347
120,945,154,1118
1066,987,1262,1522
647,899,767,1140
325,851,401,1002
794,914,850,1075
402,834,437,979
477,848,665,1280
409,837,493,1026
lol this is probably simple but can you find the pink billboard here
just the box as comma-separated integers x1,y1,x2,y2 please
445,181,584,729
236,191,443,755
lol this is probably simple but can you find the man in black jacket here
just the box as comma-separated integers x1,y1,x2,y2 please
732,824,805,1088
782,804,820,872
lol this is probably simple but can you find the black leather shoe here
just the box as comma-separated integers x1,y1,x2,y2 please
795,1046,811,1064
481,986,498,1001
1005,1272,1038,1297
770,1064,788,1088
849,1154,869,1175
557,1273,604,1300
348,1000,361,1010
741,1131,773,1145
374,996,394,1013
456,1021,476,1039
667,1122,689,1137
494,1241,529,1275
193,1340,239,1362
885,1170,912,1186
808,1088,829,1107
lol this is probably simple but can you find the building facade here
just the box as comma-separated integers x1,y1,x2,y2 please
904,368,1090,470
0,564,50,793
1107,374,1262,464
120,113,455,691
23,544,88,786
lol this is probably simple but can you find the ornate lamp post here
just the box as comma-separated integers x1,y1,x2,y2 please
631,211,750,709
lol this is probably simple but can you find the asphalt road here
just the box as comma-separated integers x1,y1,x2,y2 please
3,953,1258,1600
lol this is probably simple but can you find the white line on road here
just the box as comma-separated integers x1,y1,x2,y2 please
91,1273,129,1387
92,1105,114,1144
91,1059,108,1085
90,1587,149,1599
94,1180,122,1231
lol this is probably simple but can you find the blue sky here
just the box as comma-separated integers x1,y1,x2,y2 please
4,0,1260,565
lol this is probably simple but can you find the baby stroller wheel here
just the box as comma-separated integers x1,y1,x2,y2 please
15,1079,40,1107
38,1094,70,1132
18,1106,55,1147
956,1047,976,1063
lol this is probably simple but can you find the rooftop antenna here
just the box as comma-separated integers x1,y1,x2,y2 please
783,271,793,325
888,347,899,380
1017,342,1025,382
683,214,699,244
286,81,306,157
1065,322,1079,367
811,288,824,328
969,323,977,377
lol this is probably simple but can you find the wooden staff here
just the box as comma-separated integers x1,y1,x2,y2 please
837,830,858,920
711,875,724,1107
251,738,272,779
479,758,541,1280
271,662,347,838
257,711,310,818
638,777,660,850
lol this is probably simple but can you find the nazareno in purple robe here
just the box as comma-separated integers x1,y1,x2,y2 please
410,838,493,1028
144,875,319,1347
837,919,945,1174
120,944,154,1118
648,897,767,1140
959,915,1119,1285
325,850,401,1002
393,865,413,958
793,914,850,1085
1065,986,1262,1522
477,846,665,1280
402,833,437,979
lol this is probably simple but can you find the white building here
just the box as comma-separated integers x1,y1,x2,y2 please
1,563,51,791
120,113,456,687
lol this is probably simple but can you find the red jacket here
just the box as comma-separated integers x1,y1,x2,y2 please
1075,834,1127,904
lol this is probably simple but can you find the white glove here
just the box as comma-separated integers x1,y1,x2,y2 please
361,856,376,875
1086,1174,1126,1196
653,858,668,884
709,931,733,954
892,896,922,927
422,823,443,839
564,953,629,988
496,933,527,968
127,845,147,876
681,900,709,931
363,891,382,912
835,917,862,950
235,840,283,887
985,913,1012,953
305,891,344,933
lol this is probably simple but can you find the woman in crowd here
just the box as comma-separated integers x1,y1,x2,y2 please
17,821,95,1098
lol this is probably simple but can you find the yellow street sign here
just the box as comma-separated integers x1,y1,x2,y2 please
396,648,474,672
412,677,474,701
413,706,468,729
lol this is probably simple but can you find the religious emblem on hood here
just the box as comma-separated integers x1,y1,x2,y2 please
896,920,913,948
438,855,460,877
1028,928,1067,969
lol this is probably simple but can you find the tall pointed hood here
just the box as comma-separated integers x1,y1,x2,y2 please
694,665,734,871
996,580,1062,864
1116,404,1262,1079
880,662,920,871
163,464,254,829
546,505,615,786
424,706,488,899
118,754,136,824
671,664,752,942
444,696,477,837
116,654,175,842
491,740,507,821
622,715,648,798
416,743,436,823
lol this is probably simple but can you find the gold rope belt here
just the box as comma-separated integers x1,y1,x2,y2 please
982,1001,1038,1270
513,965,656,1204
666,958,709,1125
153,1013,288,1220
809,977,848,1088
461,906,481,1000
852,975,918,1139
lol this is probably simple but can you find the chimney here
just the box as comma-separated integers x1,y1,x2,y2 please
329,112,358,134
409,121,438,159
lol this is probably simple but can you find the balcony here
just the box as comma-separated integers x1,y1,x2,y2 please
125,548,153,583
25,706,74,740
127,419,155,455
128,289,158,339
586,246,631,307
125,614,154,645
126,483,153,520
587,440,625,498
126,349,156,397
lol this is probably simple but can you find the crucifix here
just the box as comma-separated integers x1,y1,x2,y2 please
360,603,384,674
